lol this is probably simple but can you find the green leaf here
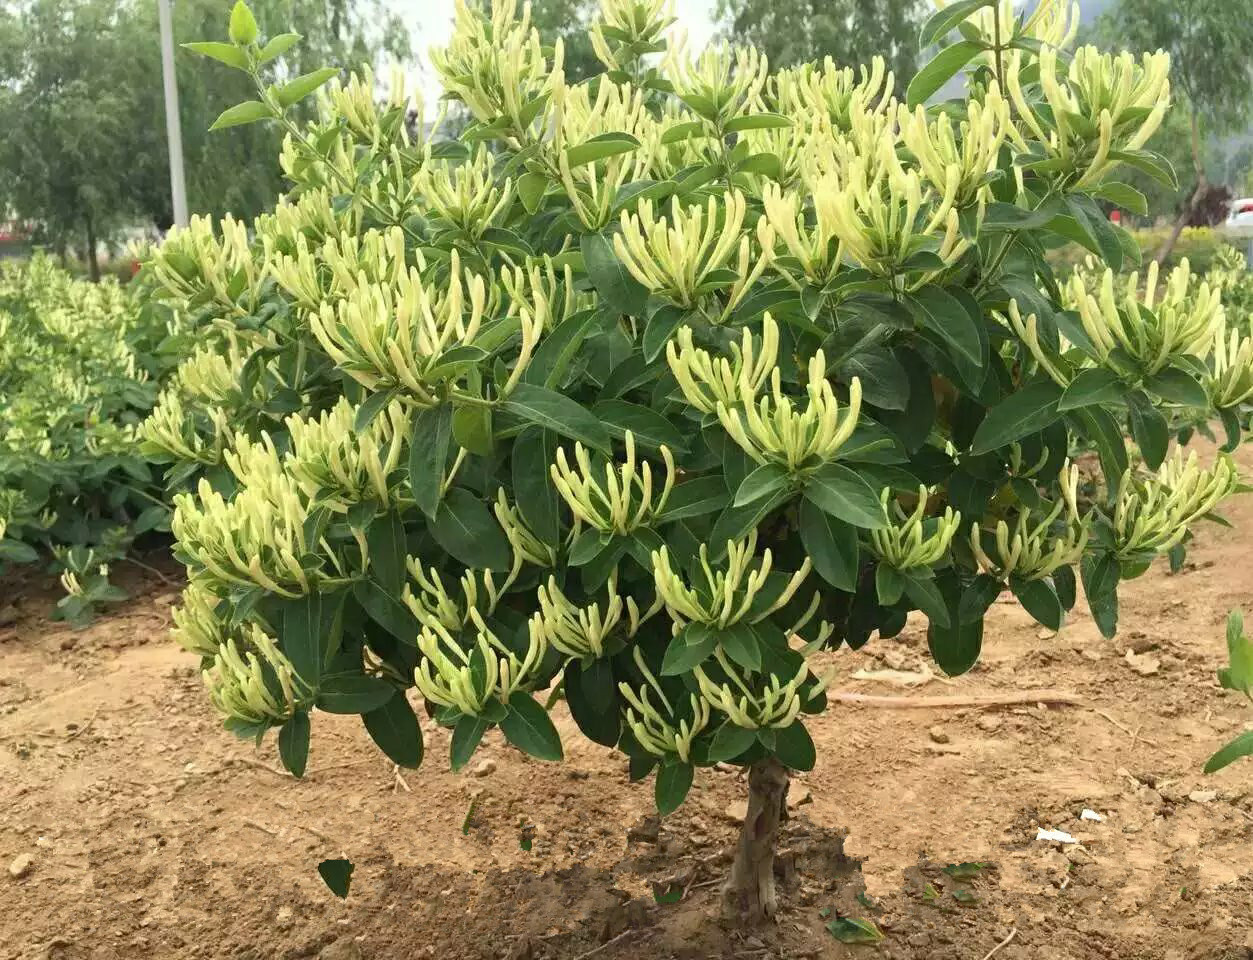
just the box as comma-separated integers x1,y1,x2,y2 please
661,120,706,144
659,476,730,521
734,463,790,507
1144,368,1207,408
981,200,1058,230
517,171,547,213
798,499,859,592
707,722,757,763
209,100,273,130
317,858,353,898
723,112,792,133
1081,552,1120,639
969,379,1064,454
409,404,453,519
316,675,395,714
1127,393,1168,469
500,382,610,453
278,711,310,778
919,0,991,47
655,761,694,815
365,512,407,594
826,917,884,944
564,658,621,747
450,714,491,772
803,463,888,529
565,132,640,168
907,286,984,369
1203,731,1253,774
512,426,561,546
593,399,687,452
353,389,396,432
1010,576,1063,631
0,539,39,564
876,563,906,605
927,571,983,675
363,692,423,769
904,575,950,628
643,304,687,361
258,32,302,63
1222,610,1252,694
276,68,339,107
906,40,983,108
661,623,717,675
353,579,418,643
281,591,326,685
772,719,816,771
500,692,563,761
581,232,648,316
228,0,258,45
182,41,248,69
1058,367,1123,411
959,573,1002,623
430,488,512,571
1092,181,1148,215
719,622,762,671
1108,149,1178,190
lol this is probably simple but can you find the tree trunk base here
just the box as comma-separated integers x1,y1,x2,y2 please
721,757,789,925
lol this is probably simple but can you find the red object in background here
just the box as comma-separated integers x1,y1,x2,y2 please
1239,201,1253,215
1109,209,1121,224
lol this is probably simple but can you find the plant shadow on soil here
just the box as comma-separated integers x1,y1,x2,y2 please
3,440,1253,960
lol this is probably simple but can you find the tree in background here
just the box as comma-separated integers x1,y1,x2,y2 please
0,0,408,274
1102,0,1253,261
714,0,925,87
529,0,602,81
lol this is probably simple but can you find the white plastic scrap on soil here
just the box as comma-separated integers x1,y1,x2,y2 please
1035,827,1079,844
1080,809,1104,822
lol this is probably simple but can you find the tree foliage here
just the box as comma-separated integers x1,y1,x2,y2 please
144,0,1252,925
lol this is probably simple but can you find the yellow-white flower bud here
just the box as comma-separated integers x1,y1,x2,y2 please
1113,451,1240,557
203,626,311,725
619,648,709,762
550,431,675,534
666,313,779,414
869,486,961,570
970,463,1089,581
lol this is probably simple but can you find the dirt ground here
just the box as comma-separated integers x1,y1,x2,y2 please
3,443,1252,960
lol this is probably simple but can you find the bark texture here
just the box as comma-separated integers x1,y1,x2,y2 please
721,757,789,924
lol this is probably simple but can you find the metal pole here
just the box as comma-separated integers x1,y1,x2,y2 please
157,0,188,228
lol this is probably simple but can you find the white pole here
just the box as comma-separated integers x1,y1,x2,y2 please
157,0,189,228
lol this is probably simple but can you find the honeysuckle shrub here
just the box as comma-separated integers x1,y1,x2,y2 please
151,0,1253,922
0,255,180,623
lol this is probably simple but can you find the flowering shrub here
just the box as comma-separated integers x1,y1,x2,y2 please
151,0,1252,922
0,255,177,622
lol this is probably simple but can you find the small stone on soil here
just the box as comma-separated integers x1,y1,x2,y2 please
1188,789,1218,803
8,853,33,879
977,715,1002,733
472,759,497,778
928,726,950,744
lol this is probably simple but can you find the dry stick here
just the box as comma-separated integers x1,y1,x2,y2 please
980,927,1017,960
65,707,101,742
572,928,645,960
1092,708,1160,746
242,818,279,837
830,690,1084,709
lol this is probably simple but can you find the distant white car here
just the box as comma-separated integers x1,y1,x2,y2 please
1225,197,1253,238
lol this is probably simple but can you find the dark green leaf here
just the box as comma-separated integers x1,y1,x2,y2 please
1203,731,1253,774
500,692,563,761
826,917,884,944
565,132,640,168
316,674,395,714
593,399,687,452
581,232,648,316
1144,368,1207,408
661,623,716,675
317,859,353,899
363,692,423,768
1010,576,1063,630
803,463,887,529
904,575,950,628
707,722,757,763
655,761,693,815
410,405,453,519
734,463,790,507
451,714,491,772
643,304,687,361
799,498,859,592
430,487,512,571
278,711,310,778
517,171,547,213
281,591,325,685
927,570,983,676
719,622,762,671
907,286,985,372
659,476,730,521
772,719,816,771
512,427,562,546
906,40,983,108
1081,552,1120,638
969,379,1063,454
501,383,611,452
958,573,1002,623
1127,393,1168,469
1059,368,1123,411
565,658,621,747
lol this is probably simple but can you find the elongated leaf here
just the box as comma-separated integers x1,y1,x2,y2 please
228,0,258,44
1081,552,1120,639
707,722,757,763
920,0,991,47
182,41,248,69
451,714,491,772
733,463,789,507
659,476,729,521
564,658,621,747
1145,368,1207,408
317,859,353,899
969,379,1063,454
316,674,395,714
409,404,453,519
430,488,511,571
1010,575,1063,630
661,623,716,675
906,40,983,107
565,132,640,168
799,498,859,592
907,286,983,369
1058,368,1123,411
927,571,983,676
1092,181,1148,215
500,383,610,453
592,400,687,452
276,67,339,107
1127,392,1168,469
772,720,816,771
500,692,563,761
363,692,423,768
278,711,310,778
281,591,325,684
723,112,792,132
581,232,648,316
258,32,302,63
719,622,762,671
1203,731,1253,774
643,304,687,361
511,426,562,545
210,100,273,130
655,761,693,815
803,463,888,529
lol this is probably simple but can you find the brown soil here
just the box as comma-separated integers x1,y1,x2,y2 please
3,443,1253,960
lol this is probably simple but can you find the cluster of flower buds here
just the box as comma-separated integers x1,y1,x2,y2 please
404,557,514,635
531,572,659,659
551,432,676,534
500,257,592,334
309,251,502,405
429,0,563,136
415,610,547,716
588,0,675,73
718,354,863,471
1064,260,1223,376
171,580,237,658
283,398,410,513
141,389,230,465
267,225,409,313
897,88,1010,210
149,215,264,316
1112,451,1241,557
760,175,849,286
416,146,515,240
971,463,1089,581
666,314,779,415
652,531,811,628
665,40,768,129
172,476,325,597
493,490,558,567
695,656,823,730
614,192,773,312
1008,45,1170,188
1207,325,1253,410
203,626,310,725
324,65,415,147
552,80,651,230
770,56,893,134
869,486,961,570
619,647,709,762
